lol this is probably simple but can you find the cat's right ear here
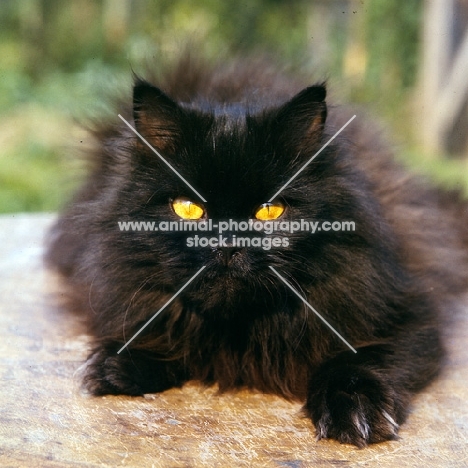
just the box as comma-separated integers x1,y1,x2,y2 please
132,79,181,153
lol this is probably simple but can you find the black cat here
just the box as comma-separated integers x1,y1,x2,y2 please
47,57,468,447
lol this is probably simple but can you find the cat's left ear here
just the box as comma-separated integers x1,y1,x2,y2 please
275,84,327,142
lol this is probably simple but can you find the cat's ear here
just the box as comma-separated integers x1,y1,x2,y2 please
275,84,327,143
132,78,182,153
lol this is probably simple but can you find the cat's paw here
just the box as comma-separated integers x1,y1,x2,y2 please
82,341,188,396
83,345,145,396
304,365,401,447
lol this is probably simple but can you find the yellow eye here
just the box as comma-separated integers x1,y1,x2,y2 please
171,197,205,220
254,202,285,220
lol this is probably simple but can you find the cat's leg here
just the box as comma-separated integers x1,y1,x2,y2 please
83,340,188,396
304,325,443,447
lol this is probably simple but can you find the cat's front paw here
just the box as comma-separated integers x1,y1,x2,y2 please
304,365,401,447
83,341,188,396
84,344,145,396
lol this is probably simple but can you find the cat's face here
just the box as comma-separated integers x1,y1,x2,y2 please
112,80,354,315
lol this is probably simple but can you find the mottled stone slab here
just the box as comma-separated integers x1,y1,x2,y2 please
0,213,467,467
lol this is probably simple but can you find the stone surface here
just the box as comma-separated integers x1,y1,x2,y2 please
0,213,467,467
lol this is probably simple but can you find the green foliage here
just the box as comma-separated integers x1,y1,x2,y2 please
0,0,465,213
364,0,423,89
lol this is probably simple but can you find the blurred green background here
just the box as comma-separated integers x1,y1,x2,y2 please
0,0,467,214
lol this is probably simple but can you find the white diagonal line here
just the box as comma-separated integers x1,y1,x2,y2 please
117,266,206,354
268,115,356,202
269,266,357,353
118,114,207,202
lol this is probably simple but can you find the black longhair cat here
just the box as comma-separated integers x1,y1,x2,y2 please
46,56,468,447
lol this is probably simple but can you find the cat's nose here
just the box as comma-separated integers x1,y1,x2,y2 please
216,247,241,266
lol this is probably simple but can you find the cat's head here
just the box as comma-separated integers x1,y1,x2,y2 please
107,79,360,316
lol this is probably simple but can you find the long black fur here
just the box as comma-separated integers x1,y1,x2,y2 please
46,56,468,447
